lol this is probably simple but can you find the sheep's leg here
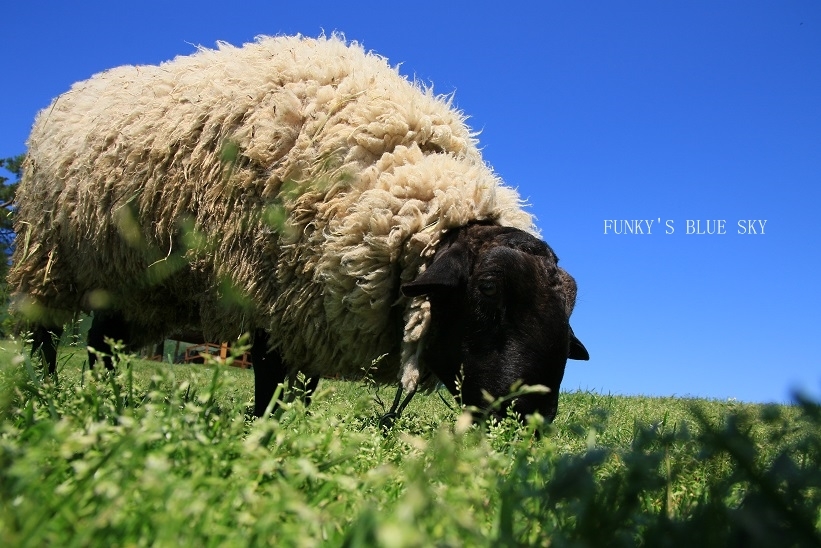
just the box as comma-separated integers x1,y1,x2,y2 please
378,371,434,428
290,376,319,407
289,374,320,406
251,329,289,417
303,375,320,406
31,324,64,375
378,385,418,429
87,310,130,370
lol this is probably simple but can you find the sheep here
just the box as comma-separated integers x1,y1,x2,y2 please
10,34,588,422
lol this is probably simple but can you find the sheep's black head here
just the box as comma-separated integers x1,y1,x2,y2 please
402,223,589,423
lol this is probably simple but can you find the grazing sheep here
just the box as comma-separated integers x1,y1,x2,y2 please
10,34,588,421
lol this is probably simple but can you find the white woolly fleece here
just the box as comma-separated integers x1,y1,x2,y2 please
10,34,536,391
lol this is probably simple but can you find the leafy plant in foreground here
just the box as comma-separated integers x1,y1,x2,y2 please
0,342,819,546
487,395,821,547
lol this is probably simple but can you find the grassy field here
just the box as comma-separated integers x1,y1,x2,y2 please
0,338,819,547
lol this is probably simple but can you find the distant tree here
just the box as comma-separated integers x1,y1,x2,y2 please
0,154,24,275
1,155,25,336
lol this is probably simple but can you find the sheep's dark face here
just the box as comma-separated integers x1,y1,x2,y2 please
402,223,589,423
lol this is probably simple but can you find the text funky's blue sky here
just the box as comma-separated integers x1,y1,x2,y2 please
2,1,819,403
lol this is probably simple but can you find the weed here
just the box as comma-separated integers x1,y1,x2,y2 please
0,342,818,546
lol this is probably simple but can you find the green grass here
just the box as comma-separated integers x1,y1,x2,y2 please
1,338,819,547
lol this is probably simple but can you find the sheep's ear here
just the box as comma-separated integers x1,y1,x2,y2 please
568,327,589,361
401,243,469,297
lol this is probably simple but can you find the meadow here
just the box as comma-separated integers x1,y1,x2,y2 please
0,338,819,547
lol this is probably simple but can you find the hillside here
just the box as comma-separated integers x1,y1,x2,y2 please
1,340,819,546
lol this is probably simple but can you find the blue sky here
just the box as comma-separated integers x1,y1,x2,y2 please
2,1,819,404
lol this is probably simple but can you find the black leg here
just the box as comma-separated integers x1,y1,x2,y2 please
251,329,288,417
378,385,418,429
303,375,320,406
378,372,431,429
151,341,164,360
31,325,64,375
87,310,130,370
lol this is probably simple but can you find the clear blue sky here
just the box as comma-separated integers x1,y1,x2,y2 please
2,1,819,404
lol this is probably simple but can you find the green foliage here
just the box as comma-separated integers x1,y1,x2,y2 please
0,155,25,336
0,154,23,203
0,155,23,247
0,341,819,546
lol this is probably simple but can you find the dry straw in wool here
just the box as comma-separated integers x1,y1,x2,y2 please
10,34,536,390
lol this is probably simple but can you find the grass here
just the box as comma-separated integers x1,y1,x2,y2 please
0,338,819,547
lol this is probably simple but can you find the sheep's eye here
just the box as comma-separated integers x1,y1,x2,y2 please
478,280,497,296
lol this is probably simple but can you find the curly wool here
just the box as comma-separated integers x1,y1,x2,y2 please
10,34,536,390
